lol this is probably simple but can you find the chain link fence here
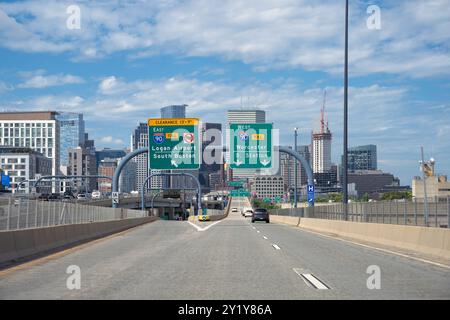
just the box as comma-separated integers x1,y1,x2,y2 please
0,196,148,231
270,197,450,228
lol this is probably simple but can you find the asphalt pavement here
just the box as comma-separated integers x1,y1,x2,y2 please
1,198,449,299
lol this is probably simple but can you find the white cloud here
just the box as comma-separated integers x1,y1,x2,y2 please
1,0,449,78
4,74,449,182
18,70,84,88
99,136,125,146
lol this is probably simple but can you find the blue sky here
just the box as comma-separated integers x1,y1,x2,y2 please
0,0,449,185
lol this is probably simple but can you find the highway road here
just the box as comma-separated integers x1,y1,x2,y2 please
1,198,449,299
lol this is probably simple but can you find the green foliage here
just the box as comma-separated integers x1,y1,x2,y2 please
381,191,412,201
252,198,280,209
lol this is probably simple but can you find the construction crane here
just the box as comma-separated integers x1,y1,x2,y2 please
320,90,327,134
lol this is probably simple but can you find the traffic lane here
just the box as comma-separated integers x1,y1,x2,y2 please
0,220,202,299
97,210,337,299
251,220,450,299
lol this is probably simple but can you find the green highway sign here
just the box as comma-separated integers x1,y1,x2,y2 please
148,118,200,170
230,189,250,197
229,123,273,169
227,180,245,187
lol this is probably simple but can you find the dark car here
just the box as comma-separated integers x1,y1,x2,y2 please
252,208,270,223
48,193,60,201
38,194,50,201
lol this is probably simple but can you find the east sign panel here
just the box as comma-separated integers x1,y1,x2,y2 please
229,123,273,169
148,118,200,170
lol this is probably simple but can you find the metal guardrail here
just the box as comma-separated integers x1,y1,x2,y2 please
270,198,450,228
0,196,148,231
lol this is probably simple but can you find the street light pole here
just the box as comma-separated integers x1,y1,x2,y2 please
343,0,349,220
294,128,298,208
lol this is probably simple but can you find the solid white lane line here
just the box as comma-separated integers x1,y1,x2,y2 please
272,244,281,250
252,227,256,230
188,220,222,232
263,236,268,240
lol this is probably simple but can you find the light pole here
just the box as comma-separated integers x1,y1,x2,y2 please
420,146,430,226
294,128,299,208
343,0,349,220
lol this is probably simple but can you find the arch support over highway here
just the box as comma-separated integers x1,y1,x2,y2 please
141,173,202,211
278,146,314,207
112,148,148,208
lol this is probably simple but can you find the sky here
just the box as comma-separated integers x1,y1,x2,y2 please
0,0,449,185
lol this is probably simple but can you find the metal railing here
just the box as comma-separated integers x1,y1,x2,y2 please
270,197,450,228
0,196,149,231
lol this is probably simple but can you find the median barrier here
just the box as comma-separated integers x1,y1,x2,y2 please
269,215,450,261
0,216,158,267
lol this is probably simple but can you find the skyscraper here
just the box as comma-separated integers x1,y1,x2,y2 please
227,109,266,180
131,123,166,191
227,109,266,124
280,145,311,189
199,122,223,192
57,112,85,169
346,145,377,171
312,95,332,173
160,105,187,118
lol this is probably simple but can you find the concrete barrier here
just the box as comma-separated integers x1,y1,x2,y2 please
0,216,158,267
270,215,450,262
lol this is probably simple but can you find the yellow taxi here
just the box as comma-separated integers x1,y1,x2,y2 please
198,215,210,222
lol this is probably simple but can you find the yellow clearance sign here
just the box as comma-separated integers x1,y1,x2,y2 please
251,133,265,140
148,118,199,126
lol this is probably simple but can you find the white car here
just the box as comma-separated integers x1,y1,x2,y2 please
244,209,254,218
231,208,239,213
91,191,102,199
77,194,87,200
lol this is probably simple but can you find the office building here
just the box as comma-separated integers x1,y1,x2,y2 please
67,145,98,193
199,122,223,193
119,159,137,194
96,148,126,164
413,175,450,200
227,109,266,124
250,175,284,199
345,145,377,171
160,105,187,119
227,109,266,180
0,146,52,193
0,112,60,178
57,112,85,168
348,170,396,197
280,145,311,190
98,158,117,194
131,123,165,190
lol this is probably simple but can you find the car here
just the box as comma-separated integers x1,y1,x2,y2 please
252,208,270,223
198,215,210,222
231,208,239,213
243,209,254,218
48,193,60,201
91,191,102,199
38,194,50,201
77,194,87,201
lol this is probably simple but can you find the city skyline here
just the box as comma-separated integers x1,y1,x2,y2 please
0,1,449,185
